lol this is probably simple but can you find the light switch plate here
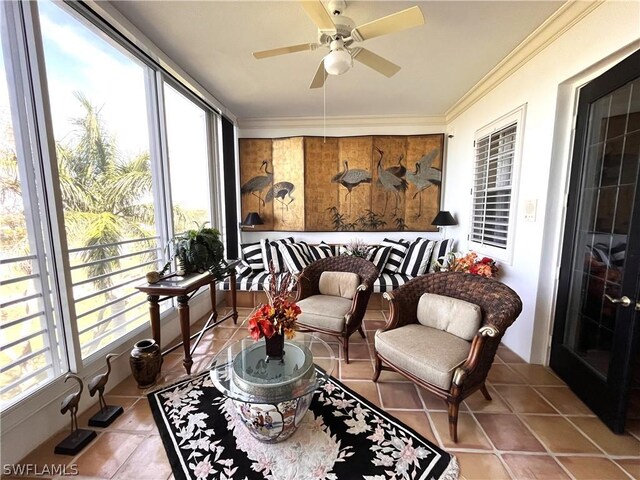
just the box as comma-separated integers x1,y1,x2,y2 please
524,199,537,222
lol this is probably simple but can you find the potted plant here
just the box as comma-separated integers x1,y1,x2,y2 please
172,222,229,280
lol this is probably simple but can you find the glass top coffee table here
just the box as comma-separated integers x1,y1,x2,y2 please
209,332,336,443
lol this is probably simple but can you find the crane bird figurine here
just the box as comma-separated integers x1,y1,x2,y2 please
55,373,97,455
87,353,124,427
61,374,83,433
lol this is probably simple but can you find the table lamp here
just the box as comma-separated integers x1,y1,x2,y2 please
241,212,264,228
431,210,456,238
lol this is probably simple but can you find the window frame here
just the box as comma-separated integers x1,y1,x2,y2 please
468,105,526,263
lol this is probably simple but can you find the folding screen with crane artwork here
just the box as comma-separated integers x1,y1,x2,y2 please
239,134,443,232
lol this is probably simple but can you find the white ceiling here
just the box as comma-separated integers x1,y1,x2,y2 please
108,1,565,120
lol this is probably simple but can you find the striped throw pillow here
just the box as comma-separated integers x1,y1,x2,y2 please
279,242,313,274
428,239,455,273
381,238,410,273
398,239,435,276
260,237,294,273
367,245,391,272
308,242,334,261
241,241,265,271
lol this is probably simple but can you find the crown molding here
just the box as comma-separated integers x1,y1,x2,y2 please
237,114,446,130
445,0,604,123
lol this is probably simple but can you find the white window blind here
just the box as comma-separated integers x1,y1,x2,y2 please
470,122,517,249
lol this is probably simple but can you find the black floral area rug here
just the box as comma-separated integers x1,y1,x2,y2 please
148,370,459,480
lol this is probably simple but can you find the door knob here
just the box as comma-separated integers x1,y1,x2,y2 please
604,294,632,307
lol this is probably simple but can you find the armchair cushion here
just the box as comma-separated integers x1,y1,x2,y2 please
417,293,481,341
319,272,360,299
297,295,353,332
375,324,471,390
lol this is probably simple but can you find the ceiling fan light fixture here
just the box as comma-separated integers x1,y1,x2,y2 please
324,48,352,75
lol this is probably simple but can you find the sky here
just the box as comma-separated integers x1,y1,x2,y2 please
6,0,212,214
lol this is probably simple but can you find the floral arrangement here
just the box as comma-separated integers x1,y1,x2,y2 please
433,251,499,278
248,262,300,340
341,238,370,258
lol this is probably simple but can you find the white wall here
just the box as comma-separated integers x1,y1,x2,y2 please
236,121,449,246
445,1,640,363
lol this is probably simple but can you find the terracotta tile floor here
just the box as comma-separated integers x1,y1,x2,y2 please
15,308,640,480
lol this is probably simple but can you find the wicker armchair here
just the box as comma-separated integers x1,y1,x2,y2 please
295,256,379,363
373,272,522,442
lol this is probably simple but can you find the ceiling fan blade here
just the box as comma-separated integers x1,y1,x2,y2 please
352,48,401,77
309,59,328,89
351,6,424,42
253,43,317,59
300,1,335,30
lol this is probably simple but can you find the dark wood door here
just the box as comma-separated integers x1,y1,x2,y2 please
550,50,640,433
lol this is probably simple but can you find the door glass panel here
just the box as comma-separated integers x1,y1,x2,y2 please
621,131,640,183
563,79,639,377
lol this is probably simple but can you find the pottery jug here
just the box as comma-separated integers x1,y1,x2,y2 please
129,339,162,388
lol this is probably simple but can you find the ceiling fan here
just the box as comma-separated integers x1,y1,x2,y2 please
252,0,425,89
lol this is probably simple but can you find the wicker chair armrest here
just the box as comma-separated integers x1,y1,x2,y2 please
381,289,421,331
294,273,318,301
452,324,500,387
344,284,370,329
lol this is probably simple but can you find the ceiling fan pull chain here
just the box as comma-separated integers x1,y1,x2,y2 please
323,79,326,143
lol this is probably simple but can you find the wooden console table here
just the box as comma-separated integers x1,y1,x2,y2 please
136,260,239,374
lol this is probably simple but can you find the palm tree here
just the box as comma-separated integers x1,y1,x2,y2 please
57,93,156,349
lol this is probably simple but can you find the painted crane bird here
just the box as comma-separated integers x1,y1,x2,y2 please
264,181,295,223
88,353,117,412
406,150,442,218
60,373,83,433
331,160,372,215
375,148,408,217
240,159,273,212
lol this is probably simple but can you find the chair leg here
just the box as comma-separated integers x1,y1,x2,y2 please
480,384,492,401
358,325,366,339
448,401,460,443
343,336,350,364
372,355,382,382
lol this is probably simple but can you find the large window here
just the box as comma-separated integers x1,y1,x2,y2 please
163,82,212,234
469,106,524,260
40,1,160,360
0,1,222,409
0,5,66,405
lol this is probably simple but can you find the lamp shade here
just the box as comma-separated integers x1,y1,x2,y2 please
324,49,352,75
242,212,264,226
431,210,456,226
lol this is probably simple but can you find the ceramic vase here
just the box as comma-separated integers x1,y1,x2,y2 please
264,332,285,362
129,339,162,388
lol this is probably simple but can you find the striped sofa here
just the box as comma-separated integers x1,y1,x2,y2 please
221,237,454,295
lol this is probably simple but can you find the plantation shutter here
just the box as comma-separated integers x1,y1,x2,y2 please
470,122,517,249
